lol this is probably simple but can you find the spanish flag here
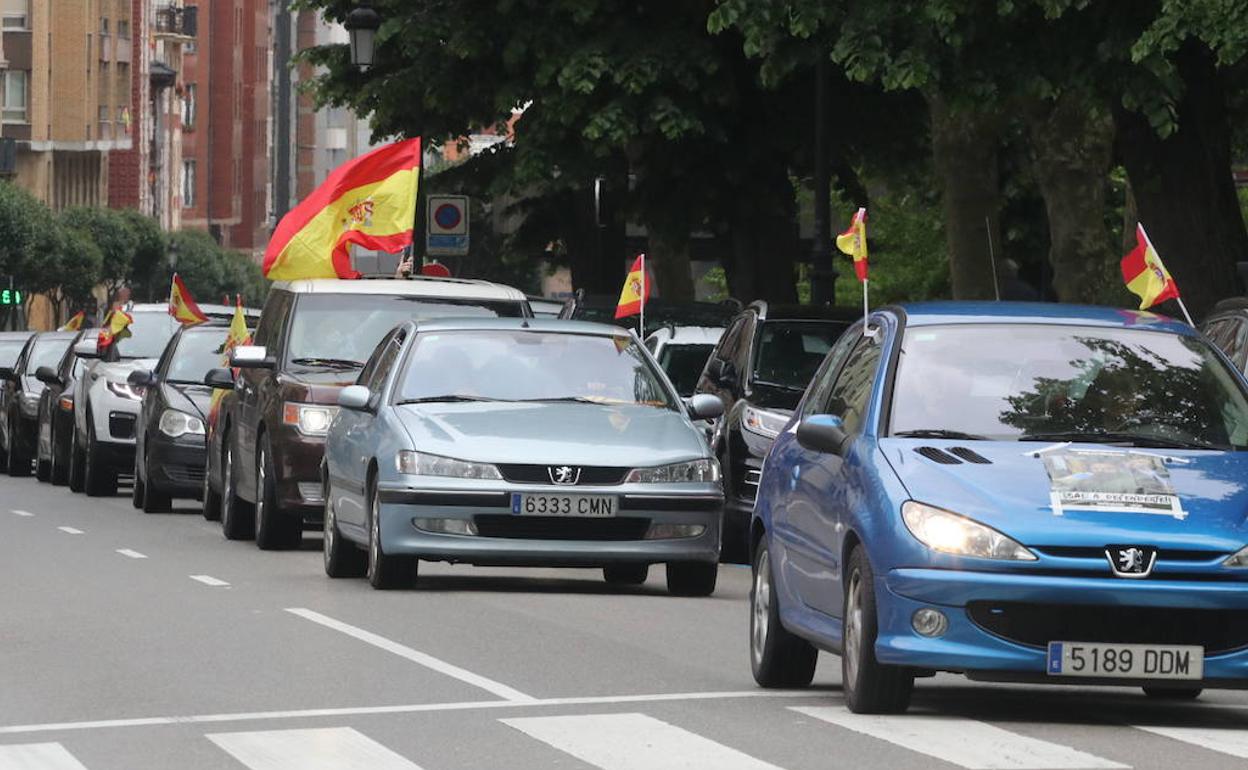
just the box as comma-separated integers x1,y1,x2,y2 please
615,254,651,319
836,207,869,282
59,311,85,332
169,273,209,326
263,138,422,280
208,298,253,427
1121,224,1179,310
97,306,133,349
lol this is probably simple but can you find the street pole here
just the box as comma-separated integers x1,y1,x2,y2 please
809,55,837,306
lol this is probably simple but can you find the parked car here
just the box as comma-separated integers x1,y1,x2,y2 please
751,301,1248,714
559,291,739,336
1200,297,1248,375
526,295,565,318
322,318,725,591
206,277,532,550
694,301,855,561
0,331,33,372
644,325,723,398
35,327,97,486
0,331,75,476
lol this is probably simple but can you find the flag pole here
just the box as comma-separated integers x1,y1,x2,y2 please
1174,297,1196,327
1139,224,1195,327
639,253,646,338
862,278,870,336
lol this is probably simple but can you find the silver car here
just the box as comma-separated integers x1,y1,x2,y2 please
322,318,726,593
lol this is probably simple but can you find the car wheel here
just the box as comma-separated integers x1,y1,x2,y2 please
666,561,717,597
141,450,172,513
83,421,117,496
842,545,913,714
35,451,51,482
68,428,85,493
130,451,145,508
1142,686,1202,700
603,564,649,585
6,413,30,477
324,477,366,578
50,423,69,486
750,538,818,687
202,460,222,521
717,448,748,564
220,437,255,540
254,434,301,550
367,480,416,589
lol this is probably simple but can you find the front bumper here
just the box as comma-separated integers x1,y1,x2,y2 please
270,423,327,516
876,567,1248,684
146,436,206,496
375,482,722,567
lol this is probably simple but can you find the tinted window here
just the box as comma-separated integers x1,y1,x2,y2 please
0,340,25,368
752,320,848,391
166,329,233,384
658,344,715,396
823,338,882,434
800,327,861,419
113,310,179,359
27,337,72,373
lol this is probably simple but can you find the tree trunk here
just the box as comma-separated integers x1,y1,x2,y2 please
1027,91,1115,303
929,95,1003,300
564,183,625,296
721,164,798,304
1115,42,1248,319
644,225,695,301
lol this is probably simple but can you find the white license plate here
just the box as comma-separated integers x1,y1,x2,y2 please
510,493,617,517
1047,642,1203,680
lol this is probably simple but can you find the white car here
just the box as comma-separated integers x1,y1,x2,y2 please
644,325,724,397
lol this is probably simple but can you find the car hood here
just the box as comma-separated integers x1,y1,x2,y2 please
92,359,157,384
394,402,708,466
162,382,214,418
279,369,361,405
880,438,1248,551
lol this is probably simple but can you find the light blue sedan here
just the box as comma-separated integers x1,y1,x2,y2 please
322,318,726,592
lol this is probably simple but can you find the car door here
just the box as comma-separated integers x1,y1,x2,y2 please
0,339,28,448
236,290,290,500
138,332,176,471
336,329,406,528
698,315,746,409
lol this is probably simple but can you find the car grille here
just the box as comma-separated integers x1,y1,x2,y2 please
108,412,136,439
496,464,629,485
166,464,206,485
968,601,1248,654
473,515,650,541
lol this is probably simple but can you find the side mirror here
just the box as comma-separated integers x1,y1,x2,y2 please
230,345,274,369
204,367,236,389
0,366,14,382
338,385,372,411
35,366,62,386
686,393,725,421
796,415,849,455
74,339,100,359
127,369,156,388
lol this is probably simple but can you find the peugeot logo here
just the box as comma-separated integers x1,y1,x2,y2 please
548,465,581,485
1105,545,1158,578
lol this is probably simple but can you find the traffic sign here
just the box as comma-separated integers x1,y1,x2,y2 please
0,288,20,306
427,195,469,256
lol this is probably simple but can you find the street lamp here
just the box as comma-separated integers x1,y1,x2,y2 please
345,1,382,71
166,239,179,270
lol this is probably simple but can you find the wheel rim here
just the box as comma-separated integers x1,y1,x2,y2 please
751,549,771,666
222,444,234,528
844,570,864,687
367,487,380,579
323,482,335,568
255,443,267,536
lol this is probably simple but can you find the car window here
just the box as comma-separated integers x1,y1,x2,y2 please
800,327,862,419
252,290,292,348
356,330,393,388
366,335,405,392
657,343,716,397
166,329,234,384
753,320,849,392
715,317,747,362
1225,320,1248,370
0,340,25,369
27,337,73,374
822,337,882,434
110,311,179,359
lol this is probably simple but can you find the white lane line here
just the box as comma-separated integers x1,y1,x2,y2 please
792,707,1127,769
0,690,823,736
0,742,91,769
286,607,535,703
56,527,83,535
504,712,785,770
1134,724,1248,759
208,727,424,770
189,575,229,587
10,509,33,517
116,549,147,559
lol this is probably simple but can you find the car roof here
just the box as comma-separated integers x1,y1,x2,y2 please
413,317,633,336
645,325,724,345
128,302,261,317
0,331,33,340
270,277,527,302
32,331,79,341
748,301,860,322
894,301,1195,334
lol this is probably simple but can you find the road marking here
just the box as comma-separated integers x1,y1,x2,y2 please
11,509,33,517
0,690,822,735
504,712,785,770
0,742,90,769
189,575,229,587
792,707,1127,769
208,727,424,770
286,607,536,703
116,549,147,559
1135,724,1248,759
56,527,83,535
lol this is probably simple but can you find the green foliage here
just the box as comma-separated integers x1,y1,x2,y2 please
0,181,61,295
60,207,136,294
165,230,269,308
831,186,949,306
117,210,167,301
55,216,105,309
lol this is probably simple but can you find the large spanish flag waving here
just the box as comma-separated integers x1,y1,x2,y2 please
1121,224,1179,310
169,273,209,325
263,138,422,280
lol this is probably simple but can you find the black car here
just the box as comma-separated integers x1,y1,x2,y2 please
35,327,97,485
1201,298,1248,376
694,301,855,561
129,323,233,512
558,291,740,336
0,331,75,476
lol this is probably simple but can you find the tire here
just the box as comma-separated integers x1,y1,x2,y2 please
324,477,366,578
50,422,69,486
750,538,818,687
202,460,222,521
141,450,172,514
842,545,914,714
367,480,416,589
83,421,117,497
130,452,145,508
35,456,50,482
254,434,301,550
68,428,85,493
603,564,649,585
220,437,255,540
1142,686,1202,700
6,413,30,477
666,561,718,597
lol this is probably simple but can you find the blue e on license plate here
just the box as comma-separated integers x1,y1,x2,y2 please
1047,642,1203,680
511,493,617,517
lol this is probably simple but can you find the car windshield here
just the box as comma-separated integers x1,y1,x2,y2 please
27,338,72,374
891,324,1248,449
397,330,676,409
286,294,526,368
166,329,233,384
658,343,715,397
0,340,25,369
114,310,179,359
753,320,848,390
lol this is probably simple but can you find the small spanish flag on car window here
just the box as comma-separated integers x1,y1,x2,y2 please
835,207,869,282
615,254,651,320
208,297,253,428
59,310,85,332
168,273,209,326
1121,224,1179,311
97,306,133,349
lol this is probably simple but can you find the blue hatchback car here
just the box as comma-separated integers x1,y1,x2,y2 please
750,302,1248,713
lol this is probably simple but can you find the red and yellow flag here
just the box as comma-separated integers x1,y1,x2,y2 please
208,297,253,427
97,306,133,348
836,207,869,282
1121,224,1179,310
59,311,85,332
263,138,422,280
169,273,209,326
615,254,651,319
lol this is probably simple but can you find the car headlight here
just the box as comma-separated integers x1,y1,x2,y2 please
282,402,338,437
901,501,1036,561
625,458,720,483
396,450,502,480
106,380,143,401
1224,545,1248,568
159,409,206,438
742,404,789,439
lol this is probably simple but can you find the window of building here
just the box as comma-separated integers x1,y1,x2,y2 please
182,160,196,208
2,71,28,123
116,19,129,39
182,84,196,129
1,0,28,29
100,17,109,35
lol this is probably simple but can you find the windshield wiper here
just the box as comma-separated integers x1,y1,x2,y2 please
514,396,606,404
893,429,989,441
1019,431,1223,450
397,395,500,404
751,379,803,392
290,357,364,369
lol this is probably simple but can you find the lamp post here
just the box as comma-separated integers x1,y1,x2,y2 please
345,1,382,71
809,56,838,305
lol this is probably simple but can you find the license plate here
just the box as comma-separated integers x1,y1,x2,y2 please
510,493,617,517
1047,642,1203,680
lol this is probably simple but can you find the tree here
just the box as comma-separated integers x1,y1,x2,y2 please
118,210,168,302
60,207,135,298
55,216,105,318
167,230,226,302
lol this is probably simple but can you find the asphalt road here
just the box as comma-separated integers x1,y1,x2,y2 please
3,474,1248,769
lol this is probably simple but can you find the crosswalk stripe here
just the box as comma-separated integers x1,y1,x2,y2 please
1134,724,1248,759
207,727,424,770
502,713,786,770
792,707,1128,769
0,742,90,770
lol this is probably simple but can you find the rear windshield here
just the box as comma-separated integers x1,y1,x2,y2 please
28,337,72,374
166,329,234,384
753,320,849,391
658,344,715,397
0,340,25,369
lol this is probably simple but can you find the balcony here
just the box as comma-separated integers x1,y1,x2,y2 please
154,5,197,39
